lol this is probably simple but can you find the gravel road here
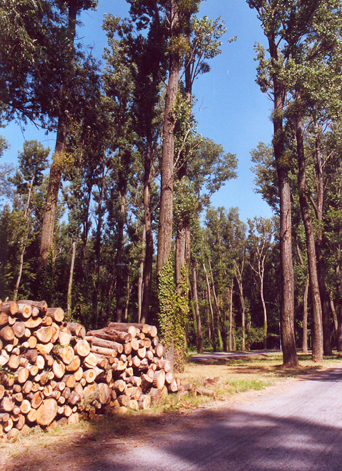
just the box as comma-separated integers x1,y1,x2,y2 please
5,365,342,471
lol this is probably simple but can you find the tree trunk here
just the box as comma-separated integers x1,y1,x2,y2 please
228,282,234,352
295,93,323,362
67,239,76,319
141,139,154,324
39,1,77,268
191,259,203,353
302,277,309,354
116,173,127,323
203,263,216,351
268,31,298,367
157,0,179,274
314,127,332,355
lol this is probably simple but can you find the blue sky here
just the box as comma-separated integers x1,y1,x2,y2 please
1,0,274,223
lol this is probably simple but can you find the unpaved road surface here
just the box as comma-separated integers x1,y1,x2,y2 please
3,365,342,471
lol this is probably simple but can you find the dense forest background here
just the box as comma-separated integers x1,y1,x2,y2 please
1,0,342,368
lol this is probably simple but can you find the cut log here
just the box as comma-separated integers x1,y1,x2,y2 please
28,336,37,348
82,369,96,383
26,408,37,423
36,355,45,370
12,322,25,339
64,374,76,389
31,391,44,409
65,355,81,372
52,360,65,379
17,367,29,384
1,396,15,412
74,367,83,382
36,399,58,427
139,394,151,410
155,344,164,358
53,345,74,364
24,318,42,329
66,322,86,338
90,345,118,357
149,387,162,404
20,400,31,415
34,326,53,344
83,353,98,369
98,383,111,405
86,336,123,353
36,343,53,355
22,380,33,395
8,354,20,370
74,339,90,357
0,326,14,341
46,307,65,323
1,301,18,316
16,303,32,319
18,300,47,314
50,323,60,343
0,312,8,327
58,331,72,347
0,350,9,366
67,391,81,407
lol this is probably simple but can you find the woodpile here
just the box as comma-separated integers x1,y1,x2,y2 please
0,300,178,441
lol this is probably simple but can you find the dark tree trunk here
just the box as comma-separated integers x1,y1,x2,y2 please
39,1,77,268
191,259,203,353
157,0,179,273
268,31,298,367
116,175,127,323
141,139,154,324
295,92,323,361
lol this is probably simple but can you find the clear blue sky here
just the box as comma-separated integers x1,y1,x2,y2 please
1,0,274,223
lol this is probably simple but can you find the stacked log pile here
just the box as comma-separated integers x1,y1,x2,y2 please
0,300,178,441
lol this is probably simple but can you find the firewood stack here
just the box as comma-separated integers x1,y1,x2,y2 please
0,300,178,441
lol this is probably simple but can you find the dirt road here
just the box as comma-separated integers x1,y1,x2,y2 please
4,365,342,471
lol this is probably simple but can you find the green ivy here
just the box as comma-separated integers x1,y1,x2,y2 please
157,254,188,372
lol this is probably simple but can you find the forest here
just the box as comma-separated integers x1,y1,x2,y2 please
1,0,342,370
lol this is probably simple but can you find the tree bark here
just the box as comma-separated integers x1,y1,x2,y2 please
295,92,323,362
191,259,203,353
157,0,179,273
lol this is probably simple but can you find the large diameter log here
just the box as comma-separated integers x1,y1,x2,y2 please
83,353,98,369
0,325,14,341
139,395,151,410
36,343,53,355
46,307,65,323
24,317,42,329
16,303,32,319
36,399,58,427
50,323,60,343
84,383,98,402
153,370,166,390
1,396,15,412
53,345,74,364
74,339,90,357
34,326,53,343
12,322,26,339
20,400,31,415
59,331,72,346
98,383,111,405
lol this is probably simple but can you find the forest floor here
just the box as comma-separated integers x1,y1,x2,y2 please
1,351,342,471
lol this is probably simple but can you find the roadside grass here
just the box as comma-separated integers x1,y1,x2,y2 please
2,350,342,466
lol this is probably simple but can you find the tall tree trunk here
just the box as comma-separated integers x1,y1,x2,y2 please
67,239,76,320
228,282,234,351
39,1,77,268
209,260,223,350
191,259,203,353
138,223,145,323
268,31,298,367
295,92,323,362
14,176,34,301
203,262,216,351
302,277,309,354
116,177,127,323
124,274,131,322
157,0,179,274
314,127,332,355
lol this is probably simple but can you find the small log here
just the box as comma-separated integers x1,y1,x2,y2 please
139,394,151,410
153,370,166,390
90,345,118,357
28,336,37,348
0,350,9,366
155,344,164,358
26,408,37,423
22,381,33,395
15,414,25,431
46,307,65,323
64,374,76,389
1,396,15,412
66,322,86,338
0,385,4,401
74,367,83,382
0,312,8,327
8,354,20,370
86,336,123,353
82,369,96,383
65,355,81,372
1,301,18,316
29,365,39,377
83,353,98,369
195,388,217,399
149,387,162,404
50,323,60,343
98,383,111,405
67,390,81,407
36,355,45,370
52,360,65,379
18,300,47,314
20,400,31,415
12,322,26,339
31,391,44,409
17,367,29,384
36,342,53,355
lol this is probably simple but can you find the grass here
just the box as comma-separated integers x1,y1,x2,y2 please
1,350,342,467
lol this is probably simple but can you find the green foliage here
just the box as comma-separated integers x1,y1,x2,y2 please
158,254,188,372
